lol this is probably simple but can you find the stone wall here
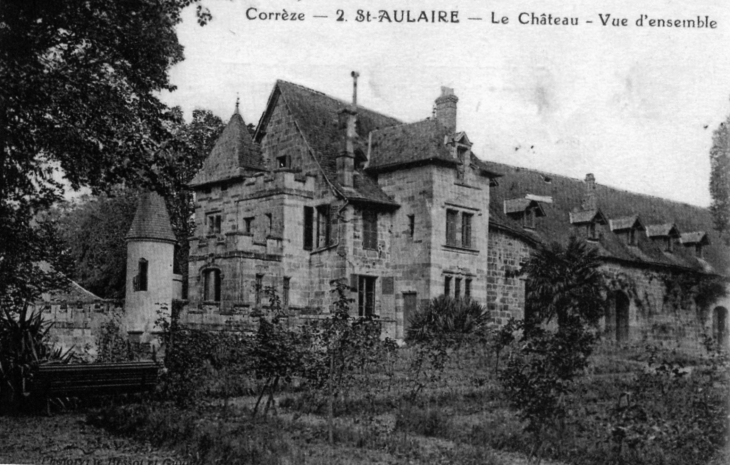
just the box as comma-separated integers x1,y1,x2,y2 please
486,227,533,324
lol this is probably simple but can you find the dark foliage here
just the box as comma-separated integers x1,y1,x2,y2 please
710,117,730,242
0,0,210,308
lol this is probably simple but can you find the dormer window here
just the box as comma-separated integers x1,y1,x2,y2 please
609,215,645,247
680,231,709,259
505,198,546,230
456,146,468,181
569,209,608,241
646,224,681,254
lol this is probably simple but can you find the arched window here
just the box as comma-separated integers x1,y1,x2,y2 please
134,258,148,292
203,269,221,302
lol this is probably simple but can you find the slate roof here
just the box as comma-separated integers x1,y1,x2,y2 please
262,80,401,206
126,192,177,243
570,209,607,225
483,160,730,276
189,112,264,187
609,215,644,231
681,231,709,245
646,223,681,238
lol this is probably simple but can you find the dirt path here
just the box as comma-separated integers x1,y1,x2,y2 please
0,413,187,465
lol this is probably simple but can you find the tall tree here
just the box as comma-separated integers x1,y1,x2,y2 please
710,119,730,243
56,109,224,300
0,1,210,306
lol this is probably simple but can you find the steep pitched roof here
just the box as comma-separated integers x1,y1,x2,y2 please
259,80,400,206
646,223,681,238
483,160,730,276
609,215,644,232
367,119,457,172
189,112,264,188
681,231,709,245
126,192,177,243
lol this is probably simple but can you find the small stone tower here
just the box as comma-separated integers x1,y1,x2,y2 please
124,191,177,343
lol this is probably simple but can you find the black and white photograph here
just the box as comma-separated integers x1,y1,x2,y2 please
1,0,729,464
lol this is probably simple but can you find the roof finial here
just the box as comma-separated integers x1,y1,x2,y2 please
351,71,360,108
235,93,240,114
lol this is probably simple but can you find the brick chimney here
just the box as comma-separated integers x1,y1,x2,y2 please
581,173,597,211
435,86,458,133
336,72,358,188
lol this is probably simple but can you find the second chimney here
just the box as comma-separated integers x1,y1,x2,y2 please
581,173,597,211
435,86,459,133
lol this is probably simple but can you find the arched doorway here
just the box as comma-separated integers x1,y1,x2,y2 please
614,291,630,343
713,306,728,347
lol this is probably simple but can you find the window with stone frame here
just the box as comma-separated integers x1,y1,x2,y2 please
465,278,472,298
303,206,314,250
456,146,468,181
316,205,333,248
244,217,254,234
446,209,458,246
203,269,221,302
362,209,378,250
455,277,462,299
444,275,452,296
407,214,415,238
461,213,473,248
276,154,291,169
355,275,376,317
207,213,222,235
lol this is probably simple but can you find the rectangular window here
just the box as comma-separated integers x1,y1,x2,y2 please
455,278,462,299
303,206,314,250
461,213,473,248
408,214,415,238
203,269,221,302
362,210,378,250
255,274,263,306
283,277,290,308
444,276,452,296
465,279,472,298
523,209,535,229
666,237,674,253
587,223,597,241
628,228,636,246
446,209,458,246
244,217,254,234
357,276,376,318
316,205,331,248
134,259,148,292
277,154,291,169
265,213,273,237
456,147,467,181
696,244,704,258
207,214,222,235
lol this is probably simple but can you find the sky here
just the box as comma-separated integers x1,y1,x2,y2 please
159,0,730,207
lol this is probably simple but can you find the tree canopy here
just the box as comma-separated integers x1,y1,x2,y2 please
710,118,730,243
0,0,210,305
55,108,224,300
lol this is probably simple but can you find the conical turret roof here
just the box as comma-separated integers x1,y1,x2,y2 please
126,191,177,243
189,111,264,187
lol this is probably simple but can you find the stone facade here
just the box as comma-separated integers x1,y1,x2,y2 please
43,78,730,356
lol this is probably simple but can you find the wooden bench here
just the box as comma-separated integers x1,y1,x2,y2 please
31,361,160,414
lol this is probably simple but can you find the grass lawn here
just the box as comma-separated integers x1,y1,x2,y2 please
84,341,728,465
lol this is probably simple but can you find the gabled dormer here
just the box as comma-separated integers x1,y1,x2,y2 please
680,231,710,258
609,215,645,246
450,132,472,182
504,198,546,230
570,209,608,241
646,223,681,253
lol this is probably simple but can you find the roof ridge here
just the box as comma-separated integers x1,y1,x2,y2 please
276,79,402,124
480,158,711,210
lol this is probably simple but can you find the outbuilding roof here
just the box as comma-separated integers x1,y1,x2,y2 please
483,160,729,276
